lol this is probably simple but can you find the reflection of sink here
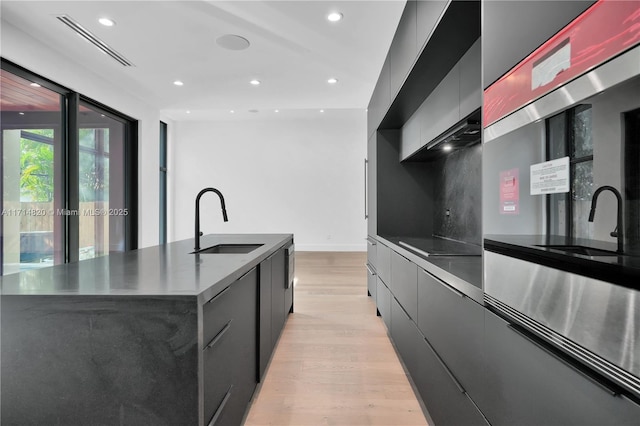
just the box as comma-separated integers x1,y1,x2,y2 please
536,245,620,256
193,244,263,254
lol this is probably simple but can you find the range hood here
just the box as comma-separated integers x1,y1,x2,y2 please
408,109,481,161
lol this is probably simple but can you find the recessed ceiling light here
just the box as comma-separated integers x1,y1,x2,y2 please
186,110,191,114
230,110,235,113
327,78,338,84
443,144,452,152
98,17,115,27
30,82,41,87
250,79,261,86
275,109,279,113
320,109,325,113
327,12,343,22
19,112,25,115
173,80,184,86
216,34,250,51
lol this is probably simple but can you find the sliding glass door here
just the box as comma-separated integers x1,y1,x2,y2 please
78,103,127,259
1,60,137,275
1,68,65,274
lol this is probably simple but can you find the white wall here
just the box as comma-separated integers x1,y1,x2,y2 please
171,111,367,251
2,21,369,252
1,21,162,248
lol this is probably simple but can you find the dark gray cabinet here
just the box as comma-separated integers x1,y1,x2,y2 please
366,262,377,299
391,296,487,426
376,241,392,286
416,0,448,52
366,236,377,271
390,250,417,321
417,269,484,400
270,248,286,349
400,36,481,161
367,57,391,138
258,246,290,382
389,0,417,98
458,38,481,120
202,267,257,426
258,256,273,379
376,277,392,330
400,109,421,160
420,62,459,148
480,309,640,425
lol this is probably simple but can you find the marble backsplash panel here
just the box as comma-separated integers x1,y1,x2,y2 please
432,144,482,245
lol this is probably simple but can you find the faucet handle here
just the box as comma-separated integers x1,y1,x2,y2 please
610,225,618,238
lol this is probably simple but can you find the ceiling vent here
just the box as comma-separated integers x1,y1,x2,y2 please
56,15,134,67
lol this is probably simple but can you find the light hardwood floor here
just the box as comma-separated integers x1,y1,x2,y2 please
244,252,429,426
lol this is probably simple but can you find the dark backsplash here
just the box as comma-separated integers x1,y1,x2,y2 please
432,144,482,245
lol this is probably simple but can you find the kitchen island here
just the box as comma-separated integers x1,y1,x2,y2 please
1,233,294,426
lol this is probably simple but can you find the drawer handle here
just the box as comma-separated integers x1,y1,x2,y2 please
365,263,376,276
207,384,233,426
424,337,466,394
205,285,232,305
507,324,619,397
205,320,232,350
366,237,376,246
441,282,465,298
420,270,465,298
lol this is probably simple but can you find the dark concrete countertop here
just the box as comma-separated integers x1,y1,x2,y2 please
378,236,483,303
0,234,293,303
484,234,640,290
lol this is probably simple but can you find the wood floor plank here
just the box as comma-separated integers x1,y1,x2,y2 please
244,252,428,426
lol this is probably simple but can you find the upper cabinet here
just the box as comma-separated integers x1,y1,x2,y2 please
389,1,418,99
416,0,448,53
401,39,481,161
367,0,480,136
459,38,482,119
367,56,391,139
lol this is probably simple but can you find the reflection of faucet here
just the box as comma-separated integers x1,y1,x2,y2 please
195,188,228,251
588,185,623,254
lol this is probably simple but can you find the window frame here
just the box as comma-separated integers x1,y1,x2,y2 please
0,58,137,272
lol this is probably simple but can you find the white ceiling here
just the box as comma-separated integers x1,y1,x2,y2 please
0,0,406,121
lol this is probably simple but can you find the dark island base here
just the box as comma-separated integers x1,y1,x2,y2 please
1,296,199,426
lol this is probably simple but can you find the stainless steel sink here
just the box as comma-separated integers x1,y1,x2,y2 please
193,244,263,254
536,244,620,256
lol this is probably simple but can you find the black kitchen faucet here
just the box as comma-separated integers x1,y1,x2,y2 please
588,185,623,254
194,187,228,251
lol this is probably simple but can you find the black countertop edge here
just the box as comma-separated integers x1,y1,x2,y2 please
484,236,640,291
377,236,484,303
0,234,294,300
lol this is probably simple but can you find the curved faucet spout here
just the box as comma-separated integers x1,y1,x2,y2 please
195,187,228,251
588,185,623,254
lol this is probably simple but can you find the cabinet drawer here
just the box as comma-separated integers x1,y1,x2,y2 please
481,310,640,425
203,321,234,424
366,263,377,299
203,284,237,349
366,236,377,271
391,297,487,426
376,277,391,331
413,332,487,426
417,268,484,399
390,251,417,321
376,242,392,285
